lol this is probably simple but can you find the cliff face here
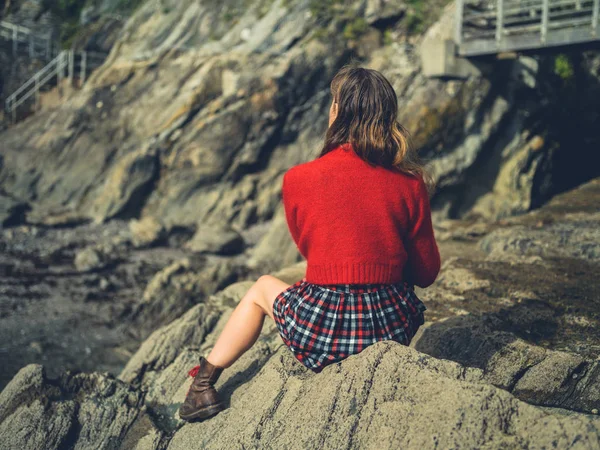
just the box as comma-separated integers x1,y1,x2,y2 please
1,0,598,234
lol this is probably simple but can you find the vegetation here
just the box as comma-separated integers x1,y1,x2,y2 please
383,28,394,46
403,0,452,35
343,17,368,41
306,0,371,43
40,0,147,48
554,54,574,81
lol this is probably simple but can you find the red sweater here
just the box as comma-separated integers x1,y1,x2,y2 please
282,143,441,287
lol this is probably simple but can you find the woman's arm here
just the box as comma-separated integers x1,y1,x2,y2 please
282,171,305,258
404,176,441,288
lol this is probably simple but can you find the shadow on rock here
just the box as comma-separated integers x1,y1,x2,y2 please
414,301,600,414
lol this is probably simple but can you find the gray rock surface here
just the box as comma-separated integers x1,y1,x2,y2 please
128,256,244,339
185,223,245,255
0,364,143,450
129,216,166,248
0,192,29,228
74,246,109,272
1,0,598,233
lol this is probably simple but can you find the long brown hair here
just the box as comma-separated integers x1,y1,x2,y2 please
319,63,435,194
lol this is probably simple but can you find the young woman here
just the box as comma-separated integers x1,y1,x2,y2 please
178,64,441,422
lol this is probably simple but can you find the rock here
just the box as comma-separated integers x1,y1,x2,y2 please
167,343,600,450
414,313,600,414
129,216,166,248
185,223,245,255
0,365,143,450
2,261,600,449
89,146,159,223
479,219,600,263
129,257,243,337
119,302,224,385
74,247,107,272
365,0,406,26
2,0,598,229
0,193,29,228
247,207,304,272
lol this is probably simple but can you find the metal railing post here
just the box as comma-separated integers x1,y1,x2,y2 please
12,27,17,55
68,50,74,85
81,51,87,85
57,52,64,97
593,0,599,37
455,0,464,46
46,32,52,59
496,0,504,48
35,74,40,110
541,0,549,44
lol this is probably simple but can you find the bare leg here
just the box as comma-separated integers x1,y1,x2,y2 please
206,275,291,369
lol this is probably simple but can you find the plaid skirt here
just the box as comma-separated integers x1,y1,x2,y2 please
272,278,427,372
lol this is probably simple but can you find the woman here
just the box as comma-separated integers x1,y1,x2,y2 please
178,64,441,422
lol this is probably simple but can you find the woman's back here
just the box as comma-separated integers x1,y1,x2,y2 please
282,143,440,288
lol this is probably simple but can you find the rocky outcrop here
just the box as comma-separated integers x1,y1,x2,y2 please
412,176,600,414
1,0,598,233
128,256,245,338
2,177,600,448
0,364,143,450
184,223,245,255
1,260,599,449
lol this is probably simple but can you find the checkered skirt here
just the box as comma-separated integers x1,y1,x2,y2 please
272,278,427,372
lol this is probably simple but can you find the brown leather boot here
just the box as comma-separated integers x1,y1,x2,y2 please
179,356,225,421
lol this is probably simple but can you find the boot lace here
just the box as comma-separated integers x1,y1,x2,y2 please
188,365,200,378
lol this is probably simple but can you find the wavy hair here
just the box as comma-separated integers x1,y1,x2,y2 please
319,64,435,194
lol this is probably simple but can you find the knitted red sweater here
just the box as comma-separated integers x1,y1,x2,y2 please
282,143,441,287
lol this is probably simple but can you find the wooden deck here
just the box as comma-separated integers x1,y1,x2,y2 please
456,0,600,56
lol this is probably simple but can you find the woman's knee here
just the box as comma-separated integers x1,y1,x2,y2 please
252,275,275,314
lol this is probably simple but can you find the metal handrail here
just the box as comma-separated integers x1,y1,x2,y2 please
5,51,67,103
9,55,69,111
456,0,600,53
0,19,57,60
5,50,108,121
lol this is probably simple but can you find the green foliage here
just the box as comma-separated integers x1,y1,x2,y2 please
383,28,393,46
404,0,426,34
309,0,345,24
554,54,574,81
343,17,368,40
42,0,147,47
402,0,452,35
